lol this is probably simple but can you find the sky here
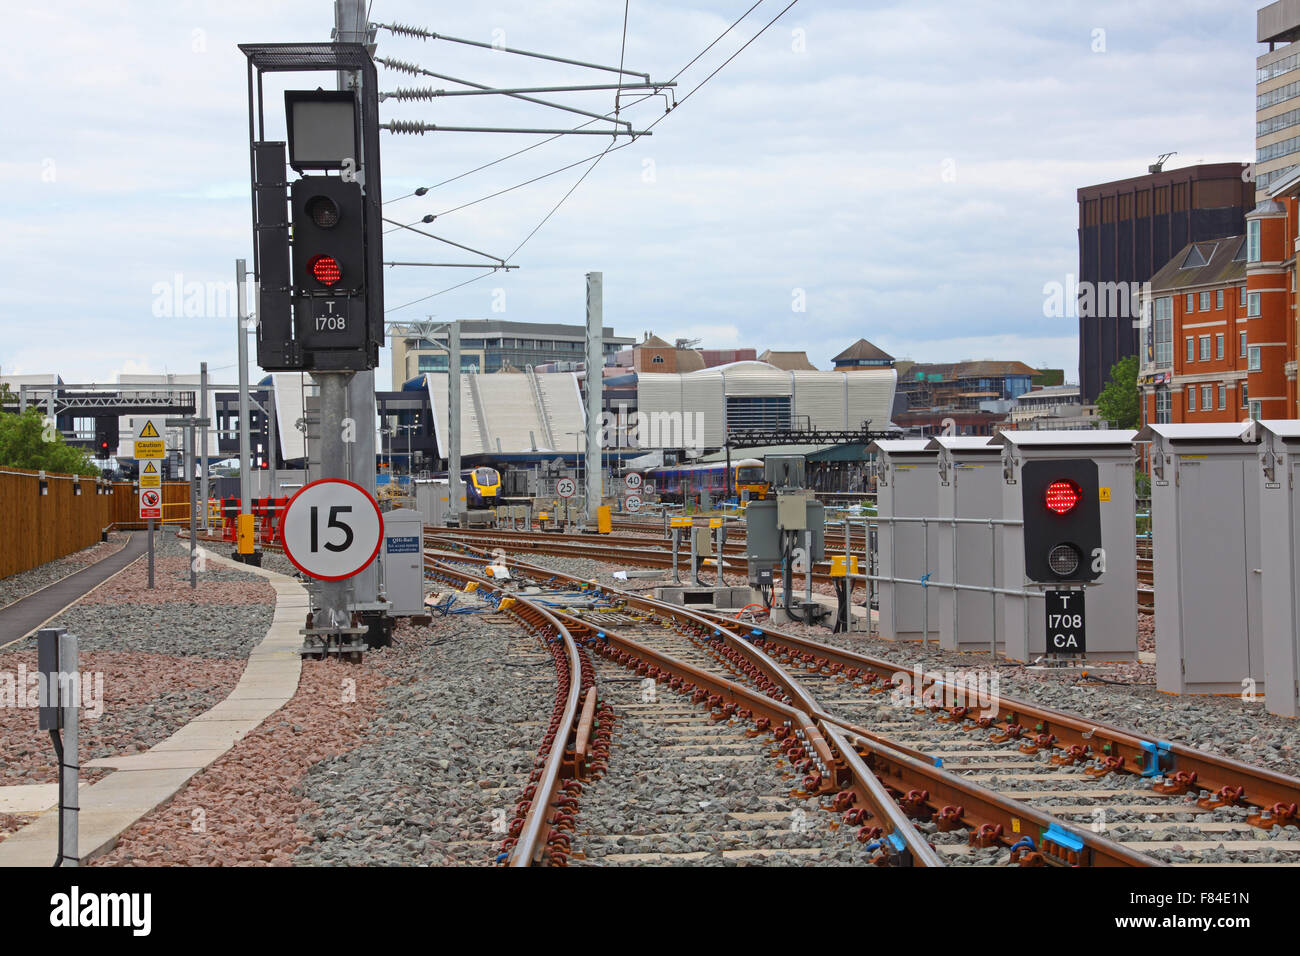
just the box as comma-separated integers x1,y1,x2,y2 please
0,0,1260,389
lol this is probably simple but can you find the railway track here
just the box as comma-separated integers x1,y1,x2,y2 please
427,534,1300,866
427,525,1158,615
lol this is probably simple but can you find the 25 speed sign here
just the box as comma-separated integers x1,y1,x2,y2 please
282,479,384,580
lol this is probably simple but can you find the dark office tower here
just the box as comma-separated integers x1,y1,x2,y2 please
1077,164,1253,402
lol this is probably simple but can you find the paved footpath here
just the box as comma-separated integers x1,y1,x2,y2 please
0,532,148,648
0,549,306,865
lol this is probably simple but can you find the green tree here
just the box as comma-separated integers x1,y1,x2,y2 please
1095,355,1139,429
0,407,99,476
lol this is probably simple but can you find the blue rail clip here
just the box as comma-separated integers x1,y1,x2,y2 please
1139,740,1174,778
1042,823,1084,854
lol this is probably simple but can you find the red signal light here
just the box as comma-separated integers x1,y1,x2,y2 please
1044,479,1081,515
308,254,341,286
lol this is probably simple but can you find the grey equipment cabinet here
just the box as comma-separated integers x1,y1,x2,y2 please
870,439,940,641
1256,420,1300,717
992,430,1138,664
1138,422,1262,695
926,436,1003,653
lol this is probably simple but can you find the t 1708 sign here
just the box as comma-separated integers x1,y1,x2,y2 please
1045,589,1086,653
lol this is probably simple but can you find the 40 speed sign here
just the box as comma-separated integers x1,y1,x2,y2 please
282,478,384,581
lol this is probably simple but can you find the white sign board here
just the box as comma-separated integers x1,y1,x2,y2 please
282,478,384,581
139,487,162,519
624,493,642,513
624,472,643,491
556,476,577,499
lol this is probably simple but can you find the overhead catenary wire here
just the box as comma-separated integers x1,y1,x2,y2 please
384,0,802,313
374,22,650,80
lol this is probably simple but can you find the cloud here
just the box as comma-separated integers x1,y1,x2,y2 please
0,0,1258,391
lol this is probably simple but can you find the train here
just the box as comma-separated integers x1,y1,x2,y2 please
646,458,768,503
425,467,503,508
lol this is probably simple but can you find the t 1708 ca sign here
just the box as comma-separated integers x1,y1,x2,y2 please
282,478,384,580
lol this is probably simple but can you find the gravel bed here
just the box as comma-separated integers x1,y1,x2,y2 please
0,534,128,610
1,531,275,843
12,532,276,660
292,611,554,865
495,549,1300,782
93,655,389,866
96,606,554,866
570,678,877,866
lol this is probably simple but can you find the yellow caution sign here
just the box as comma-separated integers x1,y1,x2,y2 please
671,516,692,528
708,518,723,529
139,460,162,489
133,419,165,459
1098,486,1111,502
829,555,859,577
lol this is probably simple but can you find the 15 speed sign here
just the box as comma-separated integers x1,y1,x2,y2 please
282,479,384,580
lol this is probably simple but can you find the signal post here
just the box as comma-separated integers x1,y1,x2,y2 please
240,42,387,658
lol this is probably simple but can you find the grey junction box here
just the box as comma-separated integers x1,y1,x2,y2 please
1138,422,1261,694
1256,420,1300,717
380,508,425,616
992,430,1138,663
870,439,940,641
926,436,1003,653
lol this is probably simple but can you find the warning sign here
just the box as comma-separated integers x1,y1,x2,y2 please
139,460,162,488
139,487,162,519
133,419,165,460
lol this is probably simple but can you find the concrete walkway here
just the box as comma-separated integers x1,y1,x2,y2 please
0,548,306,865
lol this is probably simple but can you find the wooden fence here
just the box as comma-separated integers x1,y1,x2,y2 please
0,470,205,579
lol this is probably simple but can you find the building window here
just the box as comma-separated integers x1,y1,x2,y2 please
1248,219,1261,263
1239,286,1247,307
1249,346,1262,371
1185,293,1195,312
1199,291,1211,311
1250,400,1262,420
1248,292,1261,317
1155,388,1171,424
1216,289,1224,310
1199,335,1211,361
1202,384,1213,410
1242,382,1250,408
1240,331,1248,357
1187,386,1196,412
1186,337,1195,362
1154,296,1173,366
651,355,665,364
1218,384,1226,410
1216,334,1224,360
725,395,791,433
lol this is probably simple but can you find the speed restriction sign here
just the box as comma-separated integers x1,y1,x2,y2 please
624,472,642,491
282,478,384,581
556,476,577,499
624,493,642,513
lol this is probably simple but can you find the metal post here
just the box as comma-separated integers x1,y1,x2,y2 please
314,372,355,630
672,528,680,585
59,630,78,866
804,528,813,610
200,362,210,531
989,520,997,658
952,516,960,647
186,423,197,588
922,517,929,647
584,272,602,528
147,517,155,588
267,381,278,499
448,321,462,524
236,258,251,517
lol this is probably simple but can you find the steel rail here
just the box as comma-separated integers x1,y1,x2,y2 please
425,560,584,866
430,542,1163,866
547,609,942,866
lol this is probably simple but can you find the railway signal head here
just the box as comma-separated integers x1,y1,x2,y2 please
291,177,364,295
1021,459,1102,584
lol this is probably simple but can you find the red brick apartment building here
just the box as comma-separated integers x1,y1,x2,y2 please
1139,193,1299,423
